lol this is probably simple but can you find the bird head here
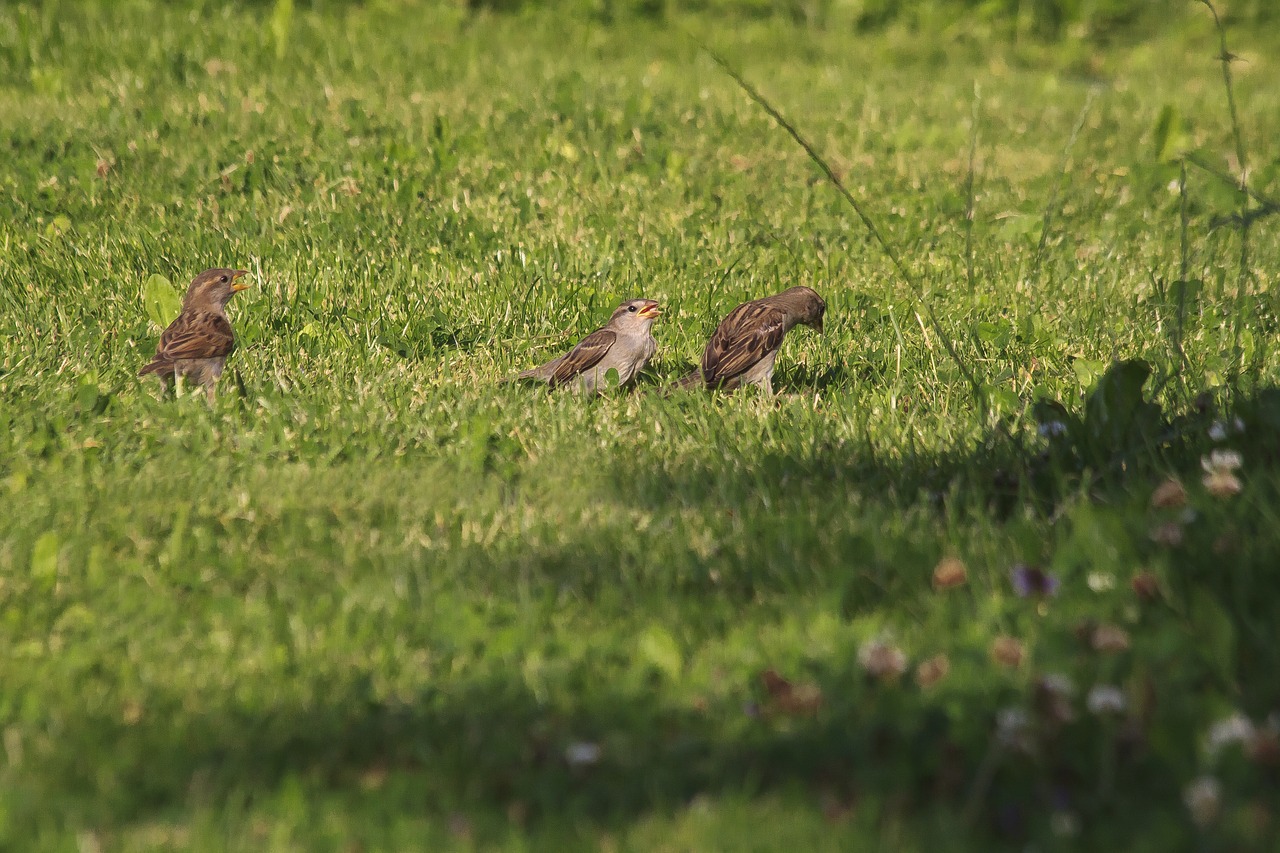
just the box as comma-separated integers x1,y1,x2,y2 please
781,286,826,334
184,268,251,310
608,298,662,332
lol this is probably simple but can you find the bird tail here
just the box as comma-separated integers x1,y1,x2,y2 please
670,370,704,391
502,366,550,385
138,358,172,378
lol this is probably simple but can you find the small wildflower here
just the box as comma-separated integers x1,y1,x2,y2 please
1202,450,1244,498
1149,521,1184,547
759,669,823,716
1034,674,1076,725
915,654,950,689
564,741,602,768
1130,571,1162,602
932,557,967,590
1203,468,1242,498
858,639,908,682
1050,810,1080,838
991,636,1025,669
1247,727,1280,767
1183,776,1222,827
1207,449,1242,471
1010,563,1059,598
1091,623,1130,653
1039,673,1074,697
1150,478,1187,509
1206,712,1256,761
1086,684,1127,716
1086,571,1115,592
1208,418,1245,441
1213,531,1238,554
995,707,1033,751
1038,420,1068,438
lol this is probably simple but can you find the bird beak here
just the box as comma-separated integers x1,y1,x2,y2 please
230,270,251,292
814,317,824,334
638,301,662,319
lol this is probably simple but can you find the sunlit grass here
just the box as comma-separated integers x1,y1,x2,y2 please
1,1,1278,849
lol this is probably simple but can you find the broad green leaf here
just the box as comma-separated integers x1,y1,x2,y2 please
142,274,182,329
271,0,294,60
638,625,683,681
44,215,71,238
31,531,59,585
1188,592,1235,674
1071,358,1106,389
1152,104,1187,163
984,385,1021,415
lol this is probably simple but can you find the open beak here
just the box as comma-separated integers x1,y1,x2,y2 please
638,301,662,319
230,269,251,292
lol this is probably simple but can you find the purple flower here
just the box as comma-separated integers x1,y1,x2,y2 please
1010,563,1059,598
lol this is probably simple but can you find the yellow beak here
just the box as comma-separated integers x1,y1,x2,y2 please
231,269,251,292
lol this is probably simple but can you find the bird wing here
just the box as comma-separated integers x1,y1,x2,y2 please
701,301,788,386
548,327,617,386
147,311,235,369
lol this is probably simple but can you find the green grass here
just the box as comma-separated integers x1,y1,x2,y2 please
2,0,1280,849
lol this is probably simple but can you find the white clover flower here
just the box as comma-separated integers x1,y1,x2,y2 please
858,638,908,680
1204,449,1243,472
1208,421,1227,442
564,741,602,767
1087,571,1115,592
1039,673,1075,698
1038,420,1068,438
996,707,1033,751
1205,712,1256,761
1201,450,1244,498
1050,810,1080,837
1036,673,1077,724
1183,776,1222,827
1086,684,1127,716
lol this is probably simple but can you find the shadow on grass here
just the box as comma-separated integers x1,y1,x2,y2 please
15,377,1280,846
24,651,1094,846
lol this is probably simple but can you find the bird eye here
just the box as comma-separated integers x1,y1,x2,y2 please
628,305,637,312
219,275,228,284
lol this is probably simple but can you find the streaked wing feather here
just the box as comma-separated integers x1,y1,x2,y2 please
156,312,235,362
701,303,787,385
549,327,616,386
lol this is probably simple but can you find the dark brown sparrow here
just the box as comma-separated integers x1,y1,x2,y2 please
675,286,825,394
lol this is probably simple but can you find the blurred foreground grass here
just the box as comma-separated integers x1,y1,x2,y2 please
1,0,1279,849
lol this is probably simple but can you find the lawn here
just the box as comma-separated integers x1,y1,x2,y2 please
1,0,1278,849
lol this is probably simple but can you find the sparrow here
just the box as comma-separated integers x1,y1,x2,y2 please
675,285,825,395
139,268,251,402
511,298,661,393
